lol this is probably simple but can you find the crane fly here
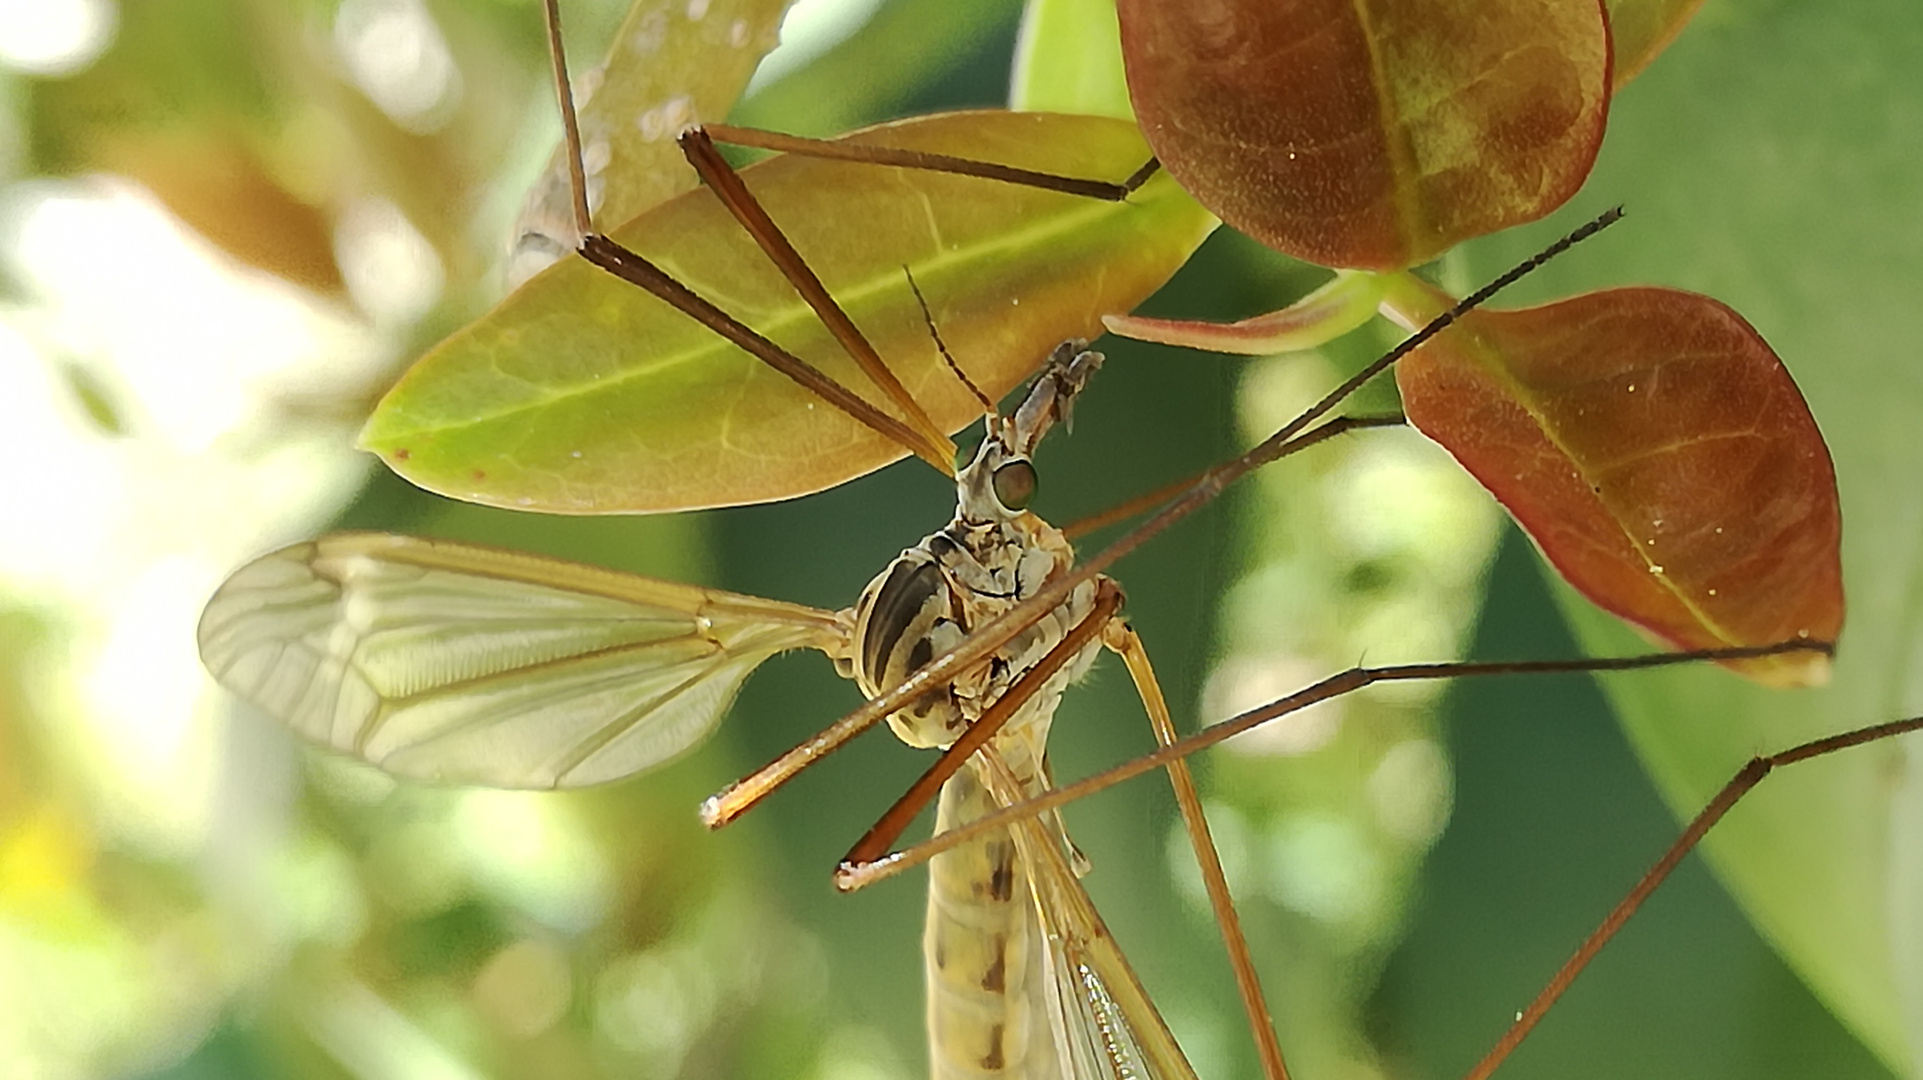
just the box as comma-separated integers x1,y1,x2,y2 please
201,341,1243,1079
199,0,1255,1072
199,187,1884,1080
196,212,1908,1079
194,2,1913,1078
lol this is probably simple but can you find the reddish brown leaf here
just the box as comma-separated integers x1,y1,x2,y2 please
1117,0,1611,270
1393,286,1842,685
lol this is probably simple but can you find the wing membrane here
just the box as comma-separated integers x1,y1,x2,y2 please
1025,824,1199,1080
976,747,1200,1080
198,533,849,787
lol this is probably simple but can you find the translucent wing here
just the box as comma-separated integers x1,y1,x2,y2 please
977,748,1201,1080
198,532,850,788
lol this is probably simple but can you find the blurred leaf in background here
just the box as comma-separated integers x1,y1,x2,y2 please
1368,5,1923,1079
0,2,1920,1080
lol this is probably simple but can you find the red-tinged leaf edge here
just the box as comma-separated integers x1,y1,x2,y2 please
1103,270,1384,355
1117,0,1612,270
1391,285,1843,686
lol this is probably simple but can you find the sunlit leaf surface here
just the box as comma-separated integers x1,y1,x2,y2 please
1394,286,1842,685
364,111,1215,513
1117,0,1609,269
511,0,791,283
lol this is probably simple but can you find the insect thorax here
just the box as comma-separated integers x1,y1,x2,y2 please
845,457,1101,758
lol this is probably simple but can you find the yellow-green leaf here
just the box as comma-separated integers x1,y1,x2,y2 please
362,111,1215,513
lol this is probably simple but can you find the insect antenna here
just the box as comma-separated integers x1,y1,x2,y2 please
903,267,996,423
703,206,1627,827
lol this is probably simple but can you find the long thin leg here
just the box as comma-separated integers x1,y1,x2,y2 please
677,127,952,458
538,0,955,476
703,123,1161,200
703,208,1631,828
844,640,1833,882
540,0,593,242
845,641,1917,1079
838,581,1126,878
667,111,1173,467
1460,713,1923,1080
1105,619,1292,1080
1064,413,1407,539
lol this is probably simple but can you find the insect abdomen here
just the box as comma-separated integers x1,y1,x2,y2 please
926,766,1052,1080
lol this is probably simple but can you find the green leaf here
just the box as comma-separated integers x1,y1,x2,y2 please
1011,0,1134,118
1450,4,1923,1070
363,111,1215,512
513,0,792,274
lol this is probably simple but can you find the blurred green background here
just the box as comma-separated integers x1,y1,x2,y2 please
0,1,1918,1079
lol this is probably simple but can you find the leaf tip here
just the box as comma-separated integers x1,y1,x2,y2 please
1708,635,1836,689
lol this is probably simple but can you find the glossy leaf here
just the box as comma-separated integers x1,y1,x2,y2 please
1390,284,1843,685
511,0,791,283
1117,0,1610,270
363,111,1215,513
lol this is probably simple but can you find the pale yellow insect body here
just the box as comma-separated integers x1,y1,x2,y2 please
198,343,1201,1080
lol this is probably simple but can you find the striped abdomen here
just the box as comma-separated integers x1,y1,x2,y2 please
926,762,1057,1080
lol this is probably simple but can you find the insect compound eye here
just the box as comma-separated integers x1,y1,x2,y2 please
991,459,1038,511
